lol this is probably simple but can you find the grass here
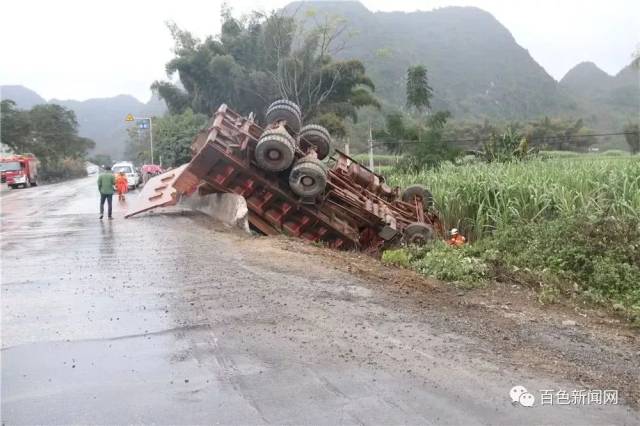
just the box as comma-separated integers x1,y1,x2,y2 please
388,156,640,241
385,154,640,324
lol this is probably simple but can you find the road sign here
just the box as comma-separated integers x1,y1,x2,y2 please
125,113,134,122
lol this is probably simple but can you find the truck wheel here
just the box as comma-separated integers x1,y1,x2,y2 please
401,184,434,209
31,177,38,187
255,129,296,172
265,102,301,134
289,156,328,197
23,180,30,188
267,99,302,117
403,222,435,245
299,124,332,160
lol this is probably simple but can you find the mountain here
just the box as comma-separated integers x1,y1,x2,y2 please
286,1,638,147
1,86,166,158
559,62,613,94
1,85,46,109
286,2,566,121
559,62,639,134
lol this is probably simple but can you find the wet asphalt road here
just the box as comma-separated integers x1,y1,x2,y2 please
1,177,638,425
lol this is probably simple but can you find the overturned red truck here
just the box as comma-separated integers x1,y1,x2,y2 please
126,100,442,252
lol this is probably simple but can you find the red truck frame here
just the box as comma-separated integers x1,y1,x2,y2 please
126,103,442,253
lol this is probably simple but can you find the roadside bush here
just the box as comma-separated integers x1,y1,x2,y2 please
381,248,411,268
41,157,87,181
386,154,640,323
469,215,640,322
385,242,488,287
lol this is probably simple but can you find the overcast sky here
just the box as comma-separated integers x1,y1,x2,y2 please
1,0,638,102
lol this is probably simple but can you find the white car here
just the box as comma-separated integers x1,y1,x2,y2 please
112,161,141,189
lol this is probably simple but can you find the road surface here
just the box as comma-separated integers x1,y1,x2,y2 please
1,177,638,424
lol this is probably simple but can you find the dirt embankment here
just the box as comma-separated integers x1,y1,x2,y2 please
240,233,640,407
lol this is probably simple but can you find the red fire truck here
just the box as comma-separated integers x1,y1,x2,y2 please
0,154,39,189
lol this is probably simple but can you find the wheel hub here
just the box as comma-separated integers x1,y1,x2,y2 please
267,149,281,160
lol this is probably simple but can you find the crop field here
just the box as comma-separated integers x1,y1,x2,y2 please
388,155,640,240
384,154,640,323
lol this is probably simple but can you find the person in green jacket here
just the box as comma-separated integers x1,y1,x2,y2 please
97,165,116,219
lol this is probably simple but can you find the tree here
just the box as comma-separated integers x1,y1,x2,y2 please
28,104,93,164
152,8,378,138
624,123,640,154
0,101,94,179
0,100,31,152
126,109,208,167
406,65,433,113
526,116,594,151
89,154,113,168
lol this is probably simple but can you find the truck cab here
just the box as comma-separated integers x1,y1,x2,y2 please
0,155,38,189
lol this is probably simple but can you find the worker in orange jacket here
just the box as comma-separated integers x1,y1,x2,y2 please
115,171,128,202
447,228,466,247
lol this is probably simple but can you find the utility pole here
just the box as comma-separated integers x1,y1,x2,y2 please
368,122,374,171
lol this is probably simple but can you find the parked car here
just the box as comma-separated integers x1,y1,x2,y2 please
112,161,141,189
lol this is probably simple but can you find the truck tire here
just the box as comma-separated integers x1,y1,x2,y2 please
265,103,301,134
401,184,434,209
289,156,328,198
255,129,296,172
267,99,302,117
403,222,435,245
299,124,332,160
31,177,38,186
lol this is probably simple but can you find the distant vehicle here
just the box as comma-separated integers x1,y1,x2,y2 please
86,163,99,176
140,164,164,185
112,161,141,190
0,154,39,189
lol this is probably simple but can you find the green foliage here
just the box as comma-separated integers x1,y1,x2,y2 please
623,122,640,154
381,248,411,268
479,127,532,162
152,9,378,136
383,242,488,287
351,154,401,167
40,157,88,181
126,109,207,167
389,155,640,240
0,100,31,152
406,65,433,113
394,111,459,171
469,215,640,320
88,154,113,168
388,154,640,322
154,110,208,167
411,242,488,287
0,100,94,180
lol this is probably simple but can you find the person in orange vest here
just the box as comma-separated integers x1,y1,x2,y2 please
115,171,128,202
447,228,466,247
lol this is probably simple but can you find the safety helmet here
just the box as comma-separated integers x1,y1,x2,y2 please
451,228,459,235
